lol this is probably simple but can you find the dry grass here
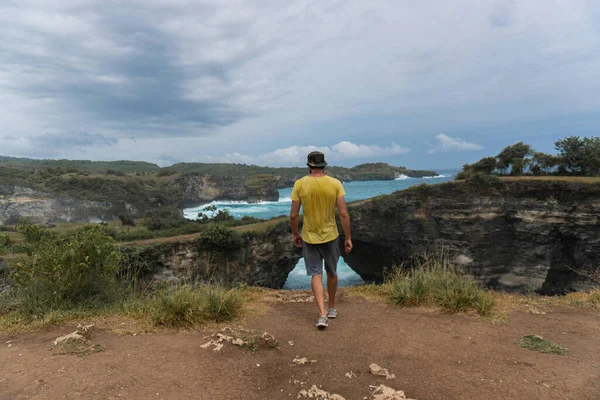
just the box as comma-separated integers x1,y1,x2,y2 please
232,217,287,233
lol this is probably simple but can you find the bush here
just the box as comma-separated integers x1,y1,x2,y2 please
119,214,136,227
0,234,12,248
156,168,177,177
9,225,123,315
465,172,501,192
387,248,494,315
17,220,55,244
197,225,243,251
144,207,187,231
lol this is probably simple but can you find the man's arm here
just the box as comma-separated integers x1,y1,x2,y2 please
290,200,302,248
336,196,353,254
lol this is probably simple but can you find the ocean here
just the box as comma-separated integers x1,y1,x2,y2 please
184,171,457,289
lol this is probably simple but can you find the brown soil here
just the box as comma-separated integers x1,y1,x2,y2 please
1,296,599,400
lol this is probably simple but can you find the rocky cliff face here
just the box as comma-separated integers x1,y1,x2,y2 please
0,173,280,224
120,223,302,289
170,174,279,208
341,179,600,294
0,185,135,225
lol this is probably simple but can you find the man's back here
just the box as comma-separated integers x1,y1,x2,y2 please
291,175,345,244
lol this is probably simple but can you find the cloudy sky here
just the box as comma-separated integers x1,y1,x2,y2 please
1,0,599,169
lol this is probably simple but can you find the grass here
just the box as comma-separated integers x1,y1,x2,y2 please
150,285,241,328
383,246,497,316
0,284,247,334
514,335,568,355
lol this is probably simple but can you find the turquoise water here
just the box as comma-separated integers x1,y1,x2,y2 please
184,172,456,289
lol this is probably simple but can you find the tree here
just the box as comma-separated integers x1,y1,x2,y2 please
144,207,187,231
496,142,532,176
118,214,136,227
470,157,498,175
555,136,600,176
529,152,559,176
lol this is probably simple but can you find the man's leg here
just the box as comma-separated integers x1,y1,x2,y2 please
303,242,328,318
323,238,341,312
311,274,328,317
326,272,338,309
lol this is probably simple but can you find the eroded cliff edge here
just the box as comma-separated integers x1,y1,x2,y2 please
341,178,600,294
119,223,302,289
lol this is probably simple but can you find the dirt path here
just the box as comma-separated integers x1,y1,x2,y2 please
1,296,599,400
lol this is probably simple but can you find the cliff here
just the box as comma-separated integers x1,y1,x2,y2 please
341,178,600,294
0,185,135,225
119,223,301,289
169,174,279,208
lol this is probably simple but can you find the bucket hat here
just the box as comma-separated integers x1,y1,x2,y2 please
307,151,327,168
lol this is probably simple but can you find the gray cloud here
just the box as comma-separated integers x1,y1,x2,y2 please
29,133,118,149
489,0,515,27
0,0,599,168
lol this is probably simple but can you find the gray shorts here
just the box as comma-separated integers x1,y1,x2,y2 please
302,238,340,277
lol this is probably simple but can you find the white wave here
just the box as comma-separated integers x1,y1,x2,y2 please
395,174,411,180
423,174,451,179
278,197,292,203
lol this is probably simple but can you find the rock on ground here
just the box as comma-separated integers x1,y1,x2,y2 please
369,363,396,380
371,385,415,400
298,385,345,399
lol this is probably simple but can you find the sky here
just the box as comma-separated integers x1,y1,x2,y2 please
0,0,599,170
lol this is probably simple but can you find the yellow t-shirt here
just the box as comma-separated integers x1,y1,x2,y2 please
291,175,346,244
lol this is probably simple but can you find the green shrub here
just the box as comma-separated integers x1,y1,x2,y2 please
17,220,55,244
197,225,243,251
0,234,12,248
465,172,501,192
204,286,241,322
9,225,123,315
118,214,136,227
150,286,204,328
144,207,187,231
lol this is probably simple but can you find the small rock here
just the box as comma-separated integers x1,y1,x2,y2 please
293,357,309,365
288,341,295,346
370,385,415,400
232,338,246,346
212,343,223,352
76,324,95,339
7,344,12,348
528,307,546,315
369,364,396,380
298,385,344,400
53,332,87,346
345,371,356,379
216,333,233,342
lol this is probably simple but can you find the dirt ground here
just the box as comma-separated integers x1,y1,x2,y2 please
1,295,599,400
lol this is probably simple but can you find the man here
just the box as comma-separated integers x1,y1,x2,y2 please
290,151,353,329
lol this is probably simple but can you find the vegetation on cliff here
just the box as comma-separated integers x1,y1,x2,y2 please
0,221,251,331
457,135,600,179
0,156,435,222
